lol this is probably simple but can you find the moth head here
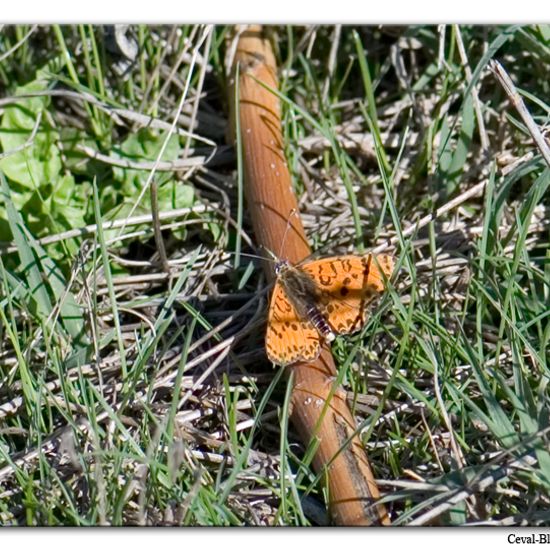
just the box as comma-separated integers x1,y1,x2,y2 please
274,259,290,276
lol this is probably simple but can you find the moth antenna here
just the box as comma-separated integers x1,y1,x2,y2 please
255,245,277,264
258,209,298,264
225,249,278,265
277,208,298,260
243,248,277,264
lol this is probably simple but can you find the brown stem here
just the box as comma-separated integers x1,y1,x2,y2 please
228,25,389,526
150,179,170,274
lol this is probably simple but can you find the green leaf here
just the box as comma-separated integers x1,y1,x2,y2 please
156,179,194,211
112,129,181,196
1,172,52,319
102,200,151,245
437,116,452,174
58,127,104,177
50,175,89,230
0,129,62,190
438,94,475,195
102,181,194,244
1,172,88,348
450,95,475,171
152,180,194,241
537,24,550,43
0,80,62,189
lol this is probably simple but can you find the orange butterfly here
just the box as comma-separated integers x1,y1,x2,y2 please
265,254,394,366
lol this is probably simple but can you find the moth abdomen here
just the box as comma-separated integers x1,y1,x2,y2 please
305,305,335,342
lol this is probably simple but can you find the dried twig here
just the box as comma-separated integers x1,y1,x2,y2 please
149,179,170,274
490,59,550,169
0,24,38,63
74,143,230,171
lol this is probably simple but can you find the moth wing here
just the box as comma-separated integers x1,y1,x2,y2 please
299,254,394,335
265,280,322,366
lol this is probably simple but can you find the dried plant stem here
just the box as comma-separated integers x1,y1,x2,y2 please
490,59,550,169
150,180,170,274
74,143,229,170
229,25,389,526
372,179,487,255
